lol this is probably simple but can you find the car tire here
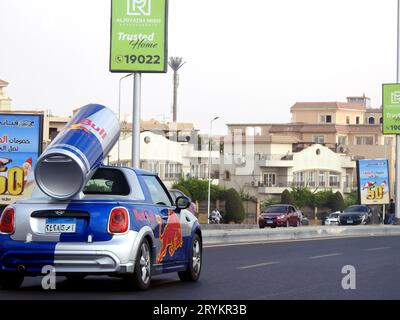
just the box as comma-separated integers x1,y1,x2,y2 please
178,234,202,282
259,225,265,229
125,238,152,290
271,225,276,228
0,272,24,289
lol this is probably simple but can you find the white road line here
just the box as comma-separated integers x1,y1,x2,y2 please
365,246,391,251
309,253,342,259
237,261,280,270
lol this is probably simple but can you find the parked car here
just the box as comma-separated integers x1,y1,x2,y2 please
169,188,197,215
325,211,340,225
259,204,302,228
0,166,202,290
339,205,372,225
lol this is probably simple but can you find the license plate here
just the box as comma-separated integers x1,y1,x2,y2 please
347,220,353,224
267,220,273,224
45,223,76,233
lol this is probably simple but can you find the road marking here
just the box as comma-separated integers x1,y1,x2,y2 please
309,253,342,259
237,261,280,270
365,246,391,251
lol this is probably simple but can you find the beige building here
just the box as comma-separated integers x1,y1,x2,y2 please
223,95,394,200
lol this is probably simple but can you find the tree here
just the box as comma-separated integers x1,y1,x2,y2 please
331,191,346,212
281,189,293,204
224,188,245,223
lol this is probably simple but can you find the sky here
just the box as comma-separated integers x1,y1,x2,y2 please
0,0,398,134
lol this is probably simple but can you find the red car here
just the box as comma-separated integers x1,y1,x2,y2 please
259,204,302,228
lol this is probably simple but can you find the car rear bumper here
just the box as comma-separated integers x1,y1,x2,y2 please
0,231,138,275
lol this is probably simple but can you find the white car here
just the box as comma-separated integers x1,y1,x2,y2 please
325,211,340,225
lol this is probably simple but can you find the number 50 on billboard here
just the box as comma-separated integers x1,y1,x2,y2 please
357,159,390,205
110,0,168,73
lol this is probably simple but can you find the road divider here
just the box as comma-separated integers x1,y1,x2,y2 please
202,225,400,246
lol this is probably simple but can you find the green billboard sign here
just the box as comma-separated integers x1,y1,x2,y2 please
382,83,400,134
110,0,168,73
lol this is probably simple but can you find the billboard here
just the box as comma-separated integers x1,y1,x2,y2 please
110,0,168,73
0,113,43,205
382,83,400,134
357,159,390,205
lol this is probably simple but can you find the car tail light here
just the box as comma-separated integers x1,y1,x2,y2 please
0,207,15,234
108,207,129,234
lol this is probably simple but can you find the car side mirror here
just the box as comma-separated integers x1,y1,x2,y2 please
175,196,190,212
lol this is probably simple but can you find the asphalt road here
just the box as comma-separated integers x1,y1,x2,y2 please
1,235,400,300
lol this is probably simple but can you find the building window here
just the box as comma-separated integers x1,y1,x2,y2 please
346,116,350,124
313,135,325,144
368,117,375,124
319,172,326,187
320,115,332,123
329,172,340,188
263,173,276,187
223,170,230,180
338,136,347,145
356,116,360,124
380,117,383,124
355,136,374,145
307,171,316,187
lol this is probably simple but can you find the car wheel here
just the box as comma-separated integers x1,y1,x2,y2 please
271,225,276,228
259,225,265,229
126,238,151,290
0,272,24,289
179,234,202,282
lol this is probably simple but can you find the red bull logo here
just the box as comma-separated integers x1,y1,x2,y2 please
156,209,183,263
68,119,108,140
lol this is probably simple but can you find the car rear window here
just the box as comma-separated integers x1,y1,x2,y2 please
83,168,130,195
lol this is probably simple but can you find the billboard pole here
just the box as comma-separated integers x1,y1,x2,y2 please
396,0,400,220
132,73,141,168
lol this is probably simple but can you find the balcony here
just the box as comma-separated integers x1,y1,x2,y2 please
258,182,293,194
256,154,294,168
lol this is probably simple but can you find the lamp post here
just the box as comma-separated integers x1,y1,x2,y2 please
207,116,219,224
118,73,133,165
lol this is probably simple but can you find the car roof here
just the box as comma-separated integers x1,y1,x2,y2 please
100,165,153,176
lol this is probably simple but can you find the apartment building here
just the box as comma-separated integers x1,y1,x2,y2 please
222,95,394,200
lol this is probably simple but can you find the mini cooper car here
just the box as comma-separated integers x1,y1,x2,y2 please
0,166,202,290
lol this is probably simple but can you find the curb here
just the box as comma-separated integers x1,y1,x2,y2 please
202,225,400,245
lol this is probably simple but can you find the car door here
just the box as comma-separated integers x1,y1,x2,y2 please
140,175,185,265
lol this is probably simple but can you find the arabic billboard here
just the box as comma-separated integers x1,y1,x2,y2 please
357,159,390,205
0,113,43,205
110,0,168,73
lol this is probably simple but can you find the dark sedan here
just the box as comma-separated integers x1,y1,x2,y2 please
339,205,372,225
259,204,302,228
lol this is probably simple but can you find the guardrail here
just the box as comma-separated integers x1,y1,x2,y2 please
201,225,400,245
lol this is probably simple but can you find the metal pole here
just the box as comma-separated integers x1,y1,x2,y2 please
207,122,213,224
132,73,141,168
118,73,133,166
396,0,400,219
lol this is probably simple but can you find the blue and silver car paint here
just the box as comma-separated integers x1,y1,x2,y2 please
0,168,201,275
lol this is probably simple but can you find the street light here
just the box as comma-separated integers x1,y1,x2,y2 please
118,73,133,165
207,116,219,224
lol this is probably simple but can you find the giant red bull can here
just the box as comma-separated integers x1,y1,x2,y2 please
34,104,120,200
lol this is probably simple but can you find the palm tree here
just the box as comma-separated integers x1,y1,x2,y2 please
169,57,186,122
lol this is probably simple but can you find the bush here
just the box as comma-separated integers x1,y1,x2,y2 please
331,191,346,212
281,189,293,204
172,177,225,202
224,188,245,223
345,189,358,207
